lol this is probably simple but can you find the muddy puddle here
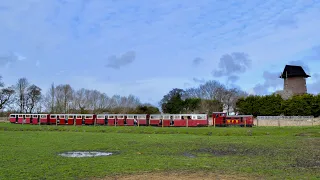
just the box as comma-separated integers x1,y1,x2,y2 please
59,151,113,157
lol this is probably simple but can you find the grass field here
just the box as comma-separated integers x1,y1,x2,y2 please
0,123,319,180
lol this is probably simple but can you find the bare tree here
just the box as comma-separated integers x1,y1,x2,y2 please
55,84,74,113
74,88,87,113
222,88,247,115
25,85,42,113
0,76,15,110
50,83,55,113
15,78,29,113
43,83,56,113
198,80,226,100
90,90,101,112
97,93,110,110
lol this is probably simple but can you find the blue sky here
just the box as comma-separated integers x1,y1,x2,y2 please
1,0,320,106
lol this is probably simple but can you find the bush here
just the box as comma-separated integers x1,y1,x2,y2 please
236,93,320,117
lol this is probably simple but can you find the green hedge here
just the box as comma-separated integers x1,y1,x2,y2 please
236,94,320,117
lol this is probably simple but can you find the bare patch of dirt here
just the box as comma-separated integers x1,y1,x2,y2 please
183,152,196,158
292,138,320,168
194,144,275,156
95,171,254,180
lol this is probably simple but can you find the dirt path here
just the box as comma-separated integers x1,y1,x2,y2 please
96,171,255,180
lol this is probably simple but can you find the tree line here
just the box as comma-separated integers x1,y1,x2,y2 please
0,76,160,116
2,75,319,117
236,93,320,117
160,80,247,115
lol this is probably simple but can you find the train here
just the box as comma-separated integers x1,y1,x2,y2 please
8,112,254,127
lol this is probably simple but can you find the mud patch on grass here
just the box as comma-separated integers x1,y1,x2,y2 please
292,138,320,168
194,144,276,156
183,152,196,158
294,157,320,168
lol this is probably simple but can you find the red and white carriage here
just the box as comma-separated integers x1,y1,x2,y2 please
107,114,116,126
96,114,106,125
149,114,161,126
84,114,95,125
116,114,125,126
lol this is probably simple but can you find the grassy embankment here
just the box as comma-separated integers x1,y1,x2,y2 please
0,123,319,179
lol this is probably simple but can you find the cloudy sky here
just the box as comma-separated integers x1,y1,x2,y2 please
1,0,320,106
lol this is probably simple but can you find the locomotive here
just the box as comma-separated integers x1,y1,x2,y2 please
8,112,253,127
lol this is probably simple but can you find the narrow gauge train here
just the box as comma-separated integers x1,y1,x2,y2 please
8,112,253,127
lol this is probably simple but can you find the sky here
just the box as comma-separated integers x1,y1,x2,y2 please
1,0,320,106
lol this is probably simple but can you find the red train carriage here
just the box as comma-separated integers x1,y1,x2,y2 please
59,114,67,125
65,114,74,125
49,114,57,124
84,114,95,125
173,114,191,127
137,114,147,125
31,114,39,124
24,114,31,124
54,114,67,125
116,114,125,126
39,114,49,124
75,115,83,125
161,114,172,126
212,112,253,127
9,114,17,123
192,114,208,127
173,114,208,127
107,114,116,126
149,114,161,126
9,114,48,124
96,114,106,125
126,114,135,126
17,114,28,124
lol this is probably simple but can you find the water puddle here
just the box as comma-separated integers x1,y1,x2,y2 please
59,151,113,157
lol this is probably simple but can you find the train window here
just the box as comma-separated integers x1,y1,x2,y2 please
18,115,23,117
26,115,30,118
163,115,169,119
97,115,104,119
60,115,65,118
117,115,124,119
151,115,160,119
109,116,114,118
33,115,38,118
174,115,180,119
85,115,92,118
10,114,15,118
76,115,82,118
50,115,56,118
127,115,133,119
68,115,73,118
41,115,47,118
197,115,204,119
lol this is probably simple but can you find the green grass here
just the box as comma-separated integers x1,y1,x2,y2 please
0,123,319,180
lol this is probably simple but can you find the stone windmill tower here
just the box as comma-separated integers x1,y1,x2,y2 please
279,65,310,95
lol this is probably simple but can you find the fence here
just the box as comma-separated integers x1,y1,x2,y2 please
0,117,8,122
255,116,320,126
